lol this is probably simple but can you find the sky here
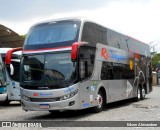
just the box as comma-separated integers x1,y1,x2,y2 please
0,0,160,52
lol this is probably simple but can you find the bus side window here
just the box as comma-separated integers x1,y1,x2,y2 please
79,60,86,80
101,61,111,80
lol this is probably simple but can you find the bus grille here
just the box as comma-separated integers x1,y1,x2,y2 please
30,97,60,102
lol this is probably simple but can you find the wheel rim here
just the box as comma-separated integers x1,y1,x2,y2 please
97,93,103,108
142,87,145,98
137,87,140,99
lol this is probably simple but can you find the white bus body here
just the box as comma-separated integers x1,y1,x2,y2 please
0,48,22,104
0,54,7,102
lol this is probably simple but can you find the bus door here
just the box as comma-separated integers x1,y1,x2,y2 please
6,59,20,100
78,45,97,108
5,48,22,101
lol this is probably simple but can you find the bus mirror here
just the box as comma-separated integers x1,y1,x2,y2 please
5,47,22,65
71,42,81,62
71,42,87,62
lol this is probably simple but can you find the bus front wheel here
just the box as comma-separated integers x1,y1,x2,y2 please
92,90,104,113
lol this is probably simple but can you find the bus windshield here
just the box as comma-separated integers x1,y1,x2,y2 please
0,57,6,86
20,53,76,88
25,22,79,45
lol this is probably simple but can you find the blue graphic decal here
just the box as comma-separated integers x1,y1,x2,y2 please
64,87,74,93
39,93,53,96
82,103,90,108
110,50,127,61
90,86,95,91
12,82,15,86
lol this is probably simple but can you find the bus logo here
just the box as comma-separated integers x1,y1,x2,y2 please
33,93,39,96
101,48,110,60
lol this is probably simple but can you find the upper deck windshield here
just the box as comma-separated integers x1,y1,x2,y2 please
20,52,76,89
24,20,80,50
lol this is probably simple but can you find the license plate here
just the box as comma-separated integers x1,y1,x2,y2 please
39,104,50,109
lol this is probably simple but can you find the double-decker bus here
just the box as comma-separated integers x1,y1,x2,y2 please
0,54,7,102
0,48,22,104
20,18,152,113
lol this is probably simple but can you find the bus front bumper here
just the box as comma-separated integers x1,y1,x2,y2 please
0,93,7,101
21,94,80,111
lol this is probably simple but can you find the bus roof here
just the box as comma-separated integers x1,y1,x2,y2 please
31,17,83,28
29,17,148,46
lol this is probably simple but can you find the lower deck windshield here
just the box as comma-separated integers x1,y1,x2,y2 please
20,52,76,88
0,58,6,86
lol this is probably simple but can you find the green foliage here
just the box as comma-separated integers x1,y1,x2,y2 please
152,53,160,69
20,34,27,39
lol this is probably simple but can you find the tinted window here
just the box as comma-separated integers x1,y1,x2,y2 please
21,53,76,86
79,46,96,80
10,61,20,82
0,57,6,85
26,22,79,45
81,22,108,45
101,61,134,80
101,62,113,80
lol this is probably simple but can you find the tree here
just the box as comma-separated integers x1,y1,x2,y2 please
20,34,27,40
152,53,160,70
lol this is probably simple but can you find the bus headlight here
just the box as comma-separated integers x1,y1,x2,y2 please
60,89,78,101
21,95,30,101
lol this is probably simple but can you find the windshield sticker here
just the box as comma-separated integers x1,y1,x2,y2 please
73,24,77,28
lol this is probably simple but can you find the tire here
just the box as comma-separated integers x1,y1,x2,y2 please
92,90,104,113
135,85,145,101
135,86,141,101
140,85,145,100
0,98,10,106
49,110,59,114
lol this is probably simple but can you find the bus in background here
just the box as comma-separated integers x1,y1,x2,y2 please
20,18,152,113
0,48,22,105
0,54,7,102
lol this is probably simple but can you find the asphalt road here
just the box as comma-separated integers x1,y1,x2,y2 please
0,86,160,129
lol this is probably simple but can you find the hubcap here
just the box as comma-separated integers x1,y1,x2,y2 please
137,88,140,99
142,87,145,98
97,94,103,108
